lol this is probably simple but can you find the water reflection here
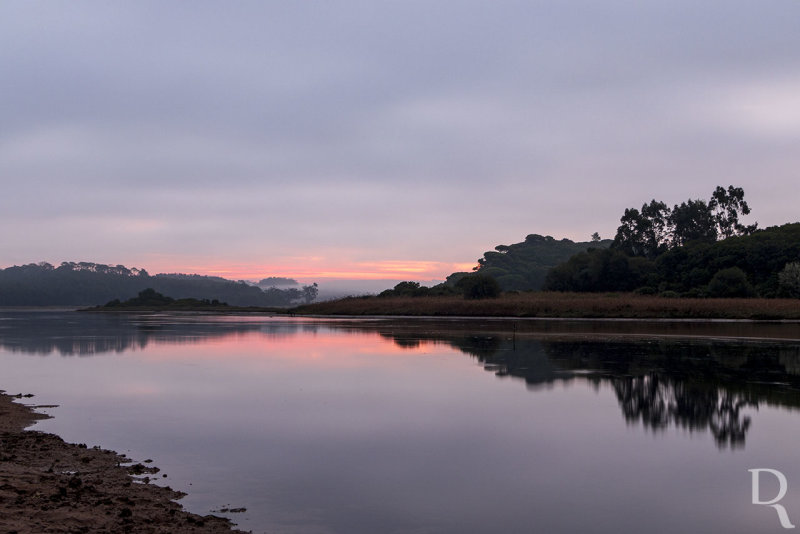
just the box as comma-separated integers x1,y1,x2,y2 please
379,331,800,449
612,375,755,448
0,311,322,356
3,311,800,451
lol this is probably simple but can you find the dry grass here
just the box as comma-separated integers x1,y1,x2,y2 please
291,292,800,320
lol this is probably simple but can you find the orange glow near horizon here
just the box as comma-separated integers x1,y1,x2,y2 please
137,258,479,282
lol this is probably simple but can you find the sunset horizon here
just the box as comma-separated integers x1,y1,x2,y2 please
0,257,479,284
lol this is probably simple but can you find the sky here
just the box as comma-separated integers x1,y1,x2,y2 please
2,1,799,283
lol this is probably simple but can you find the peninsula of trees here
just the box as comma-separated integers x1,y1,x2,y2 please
307,185,800,313
435,184,799,299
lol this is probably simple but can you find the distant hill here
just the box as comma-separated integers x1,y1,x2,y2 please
447,234,612,291
0,262,318,307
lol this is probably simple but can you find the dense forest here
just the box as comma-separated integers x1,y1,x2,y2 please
544,186,800,297
391,185,799,300
446,234,612,291
0,262,319,306
544,222,800,297
377,234,612,299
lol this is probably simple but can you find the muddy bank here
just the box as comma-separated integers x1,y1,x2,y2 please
0,390,243,533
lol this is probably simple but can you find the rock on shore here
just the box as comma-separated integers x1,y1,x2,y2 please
0,390,242,533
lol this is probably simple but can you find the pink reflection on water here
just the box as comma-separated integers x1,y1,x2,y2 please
137,327,455,369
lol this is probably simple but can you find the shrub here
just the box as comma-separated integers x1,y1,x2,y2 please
778,262,800,298
682,287,708,298
707,267,755,298
379,281,424,297
379,281,457,298
456,274,502,300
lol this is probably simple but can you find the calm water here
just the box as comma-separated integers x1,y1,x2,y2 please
2,311,800,533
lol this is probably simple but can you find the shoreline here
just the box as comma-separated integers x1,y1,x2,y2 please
289,292,800,320
0,390,242,533
278,315,800,343
25,291,800,321
78,305,285,314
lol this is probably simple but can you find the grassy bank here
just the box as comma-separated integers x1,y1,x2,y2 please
291,292,800,320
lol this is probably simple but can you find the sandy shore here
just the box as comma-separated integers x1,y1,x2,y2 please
0,390,243,533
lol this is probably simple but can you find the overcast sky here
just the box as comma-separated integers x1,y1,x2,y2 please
2,1,798,281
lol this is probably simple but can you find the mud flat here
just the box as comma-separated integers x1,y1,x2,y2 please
0,390,242,533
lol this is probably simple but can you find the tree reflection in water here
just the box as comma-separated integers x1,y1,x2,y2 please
0,311,320,356
612,374,756,448
380,330,800,450
4,312,800,450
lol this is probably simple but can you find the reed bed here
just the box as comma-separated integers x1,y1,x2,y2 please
292,292,800,320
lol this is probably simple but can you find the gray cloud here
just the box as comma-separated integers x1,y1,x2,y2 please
2,0,798,274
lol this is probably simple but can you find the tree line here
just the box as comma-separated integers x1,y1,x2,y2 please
544,186,800,297
0,262,319,306
611,185,757,258
394,185,798,299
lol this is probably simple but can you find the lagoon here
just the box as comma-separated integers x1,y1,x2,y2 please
2,310,800,533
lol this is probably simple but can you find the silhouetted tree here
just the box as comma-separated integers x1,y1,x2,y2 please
301,283,319,304
612,186,756,257
709,185,758,239
669,199,717,246
612,200,671,258
613,208,644,256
